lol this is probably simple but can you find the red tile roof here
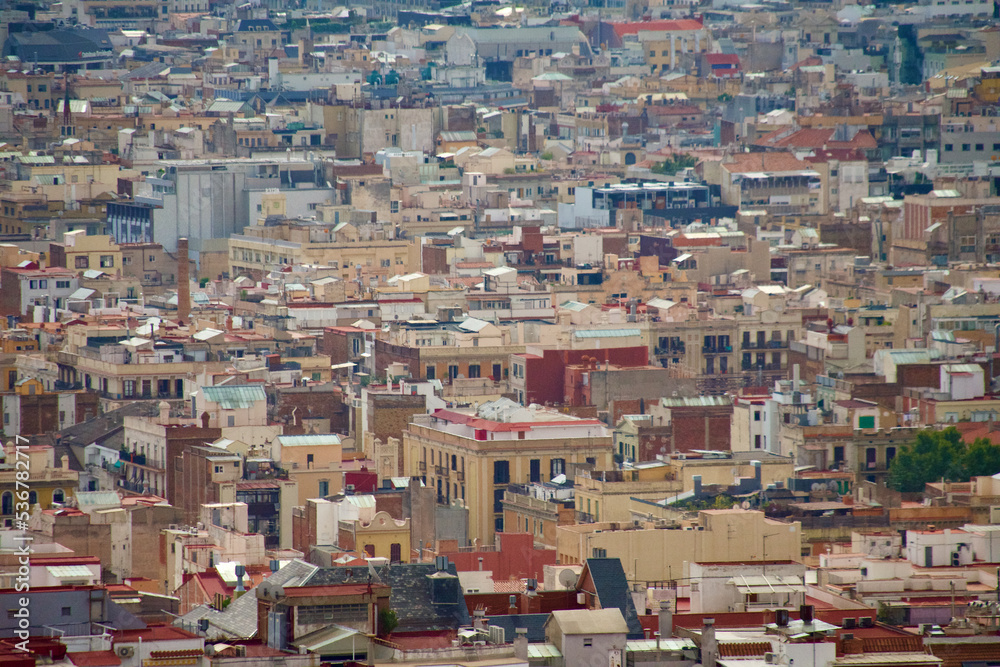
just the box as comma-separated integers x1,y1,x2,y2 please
706,54,740,65
612,19,704,37
68,652,121,667
755,127,877,151
114,625,199,642
722,152,812,174
431,408,604,432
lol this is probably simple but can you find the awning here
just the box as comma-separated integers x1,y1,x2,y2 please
729,574,806,595
673,253,693,263
47,565,95,579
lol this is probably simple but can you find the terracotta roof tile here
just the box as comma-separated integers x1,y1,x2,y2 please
723,152,812,173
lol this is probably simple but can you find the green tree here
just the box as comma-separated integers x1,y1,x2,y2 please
964,437,1000,477
887,427,995,492
378,608,399,637
651,154,698,175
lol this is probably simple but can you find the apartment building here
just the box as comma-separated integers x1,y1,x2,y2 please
229,221,420,283
403,398,613,544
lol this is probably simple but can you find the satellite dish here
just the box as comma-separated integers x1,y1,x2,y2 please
732,504,741,510
811,483,822,492
741,501,751,510
828,480,839,491
558,569,578,589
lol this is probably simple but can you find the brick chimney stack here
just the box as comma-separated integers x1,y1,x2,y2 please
177,238,190,323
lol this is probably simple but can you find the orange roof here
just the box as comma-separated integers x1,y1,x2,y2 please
723,152,812,174
68,652,121,667
756,127,877,151
612,19,704,37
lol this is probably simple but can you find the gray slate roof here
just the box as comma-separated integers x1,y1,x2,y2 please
584,558,644,639
304,562,471,633
179,560,318,639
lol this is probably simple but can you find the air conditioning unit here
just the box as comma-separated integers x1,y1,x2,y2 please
764,653,778,664
117,647,135,659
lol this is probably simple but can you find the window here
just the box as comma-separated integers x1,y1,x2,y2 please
214,465,224,473
56,280,70,289
61,607,71,616
754,434,762,449
962,144,971,151
390,543,402,563
425,365,435,380
493,460,510,484
583,638,593,647
945,144,953,151
298,603,369,625
468,364,481,379
529,459,541,483
550,458,565,478
754,411,761,422
976,144,984,151
100,255,114,268
227,415,235,427
75,256,89,269
318,480,329,496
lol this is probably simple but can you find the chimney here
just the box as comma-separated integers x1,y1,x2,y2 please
177,238,191,323
701,618,717,667
659,600,673,638
508,595,518,615
514,628,528,661
693,475,702,498
753,460,762,485
159,400,170,424
61,455,69,471
841,634,864,654
235,564,246,592
800,604,814,624
473,609,487,631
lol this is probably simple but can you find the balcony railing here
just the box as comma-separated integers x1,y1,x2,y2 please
741,362,784,372
741,340,789,350
702,345,732,354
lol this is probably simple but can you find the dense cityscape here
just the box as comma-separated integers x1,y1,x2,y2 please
0,0,999,663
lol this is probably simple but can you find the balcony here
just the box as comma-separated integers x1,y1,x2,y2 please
741,340,789,350
434,465,446,476
418,461,426,473
702,345,732,355
741,362,784,372
455,470,465,482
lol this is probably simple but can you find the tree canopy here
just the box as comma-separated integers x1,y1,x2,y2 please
651,154,698,175
887,427,1000,492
